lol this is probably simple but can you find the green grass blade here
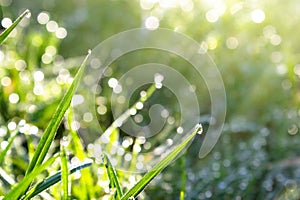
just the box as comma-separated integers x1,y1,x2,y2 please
60,143,69,200
4,154,58,200
0,132,18,165
103,153,123,199
180,155,186,200
26,51,91,176
67,108,85,160
0,9,30,44
23,160,92,200
67,108,95,199
121,124,203,200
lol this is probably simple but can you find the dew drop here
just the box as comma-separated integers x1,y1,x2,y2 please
288,124,298,135
25,9,31,18
196,123,203,134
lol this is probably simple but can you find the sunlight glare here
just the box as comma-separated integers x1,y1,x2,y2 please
145,16,159,30
251,9,265,23
9,93,19,104
1,18,12,28
37,12,50,24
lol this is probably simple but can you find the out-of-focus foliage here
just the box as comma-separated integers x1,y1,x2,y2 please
0,0,300,199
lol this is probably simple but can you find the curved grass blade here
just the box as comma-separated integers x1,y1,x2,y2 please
0,9,30,44
121,124,203,200
26,51,91,176
4,154,58,200
103,153,123,199
60,143,69,200
0,132,18,165
23,160,92,200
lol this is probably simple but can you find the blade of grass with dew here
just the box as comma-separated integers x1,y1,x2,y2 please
0,9,30,44
121,124,203,200
67,108,95,199
180,155,186,200
60,143,69,200
0,132,18,165
23,160,92,200
4,154,58,200
103,153,123,200
26,51,91,176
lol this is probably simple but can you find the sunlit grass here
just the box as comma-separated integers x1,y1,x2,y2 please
1,0,300,199
0,13,204,198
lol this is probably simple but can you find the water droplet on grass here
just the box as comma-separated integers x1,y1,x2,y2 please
288,124,298,135
195,123,203,134
25,9,31,18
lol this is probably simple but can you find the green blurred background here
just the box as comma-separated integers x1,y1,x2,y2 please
1,0,300,199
